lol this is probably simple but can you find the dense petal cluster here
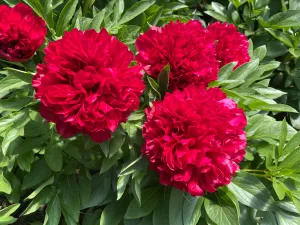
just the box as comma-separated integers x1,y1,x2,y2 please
0,3,46,62
136,21,249,90
208,22,250,67
33,28,145,143
136,21,219,90
142,85,247,196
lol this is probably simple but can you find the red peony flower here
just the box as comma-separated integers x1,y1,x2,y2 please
135,20,219,90
208,22,250,68
33,28,145,143
142,85,247,196
0,3,47,62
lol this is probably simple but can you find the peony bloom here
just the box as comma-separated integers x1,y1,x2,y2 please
208,22,250,68
0,3,47,62
135,20,219,90
142,85,247,196
33,28,145,143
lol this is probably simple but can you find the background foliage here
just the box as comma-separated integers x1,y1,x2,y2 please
0,0,300,224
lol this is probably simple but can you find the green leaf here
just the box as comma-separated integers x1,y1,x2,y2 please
118,0,155,25
153,190,169,225
169,188,185,225
59,175,80,222
82,208,101,225
25,176,54,200
279,146,300,171
283,131,300,154
45,193,61,225
265,28,294,48
249,103,297,113
253,46,267,61
157,64,170,99
22,186,55,216
109,130,125,158
117,175,130,200
0,204,20,217
2,126,22,156
204,192,239,225
82,172,111,209
291,191,300,214
113,0,124,23
147,6,163,26
23,0,45,18
89,9,106,32
204,10,227,22
0,76,27,98
162,2,188,12
0,216,17,224
119,155,146,176
56,0,79,36
0,173,11,194
78,169,92,207
0,97,32,113
100,151,122,174
228,59,259,80
265,10,300,28
279,118,288,156
273,179,286,200
12,134,49,155
22,159,52,190
1,68,34,83
100,197,129,225
45,140,63,172
183,195,204,225
125,187,160,219
228,172,276,211
218,62,237,80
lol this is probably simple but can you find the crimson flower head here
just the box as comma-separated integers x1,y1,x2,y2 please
208,22,250,68
0,3,47,62
33,28,145,143
142,85,247,196
135,20,219,90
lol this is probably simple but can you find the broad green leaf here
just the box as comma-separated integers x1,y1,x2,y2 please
265,10,300,28
169,188,185,225
291,191,300,214
147,6,163,26
82,172,111,209
0,173,11,194
158,64,170,99
183,195,204,225
59,175,80,222
82,0,95,16
228,172,276,211
283,131,300,154
228,59,259,80
279,118,288,156
218,62,237,80
117,175,130,200
290,0,300,9
2,126,22,156
113,0,124,23
125,187,160,219
89,9,106,32
100,197,129,225
82,208,101,225
279,147,300,172
162,2,188,12
100,151,122,174
0,97,32,113
109,130,125,158
273,179,286,200
275,209,300,225
13,134,49,155
253,46,267,61
22,186,55,216
265,28,294,48
25,176,54,200
119,155,145,176
78,169,92,207
204,10,227,22
45,140,63,172
153,189,169,225
23,0,45,18
1,68,34,83
249,103,297,113
22,159,52,190
56,0,79,36
45,193,61,225
204,192,239,225
0,203,20,217
118,0,155,25
0,216,16,224
0,76,27,98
